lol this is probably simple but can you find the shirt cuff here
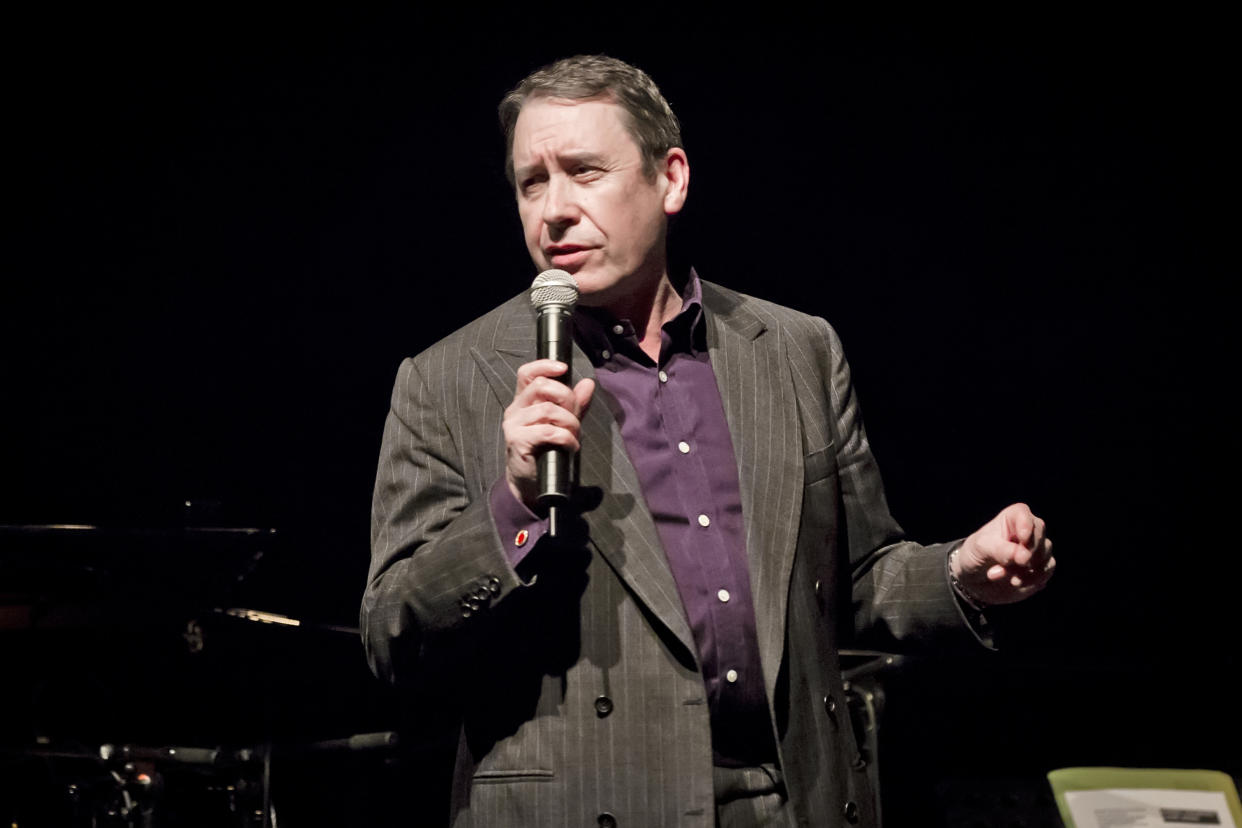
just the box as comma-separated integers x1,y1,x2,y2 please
489,477,548,570
947,544,996,649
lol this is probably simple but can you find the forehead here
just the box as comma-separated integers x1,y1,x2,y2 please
512,96,640,165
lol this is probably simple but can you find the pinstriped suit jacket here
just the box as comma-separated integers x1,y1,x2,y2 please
362,280,977,827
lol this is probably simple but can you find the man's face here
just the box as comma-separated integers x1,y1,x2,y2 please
511,96,685,309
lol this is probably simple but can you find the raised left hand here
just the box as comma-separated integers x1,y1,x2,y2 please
953,503,1055,606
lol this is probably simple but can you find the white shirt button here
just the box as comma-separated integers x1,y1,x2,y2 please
678,441,691,454
612,324,625,335
601,349,611,360
697,514,711,527
658,370,668,383
717,589,730,603
725,669,738,683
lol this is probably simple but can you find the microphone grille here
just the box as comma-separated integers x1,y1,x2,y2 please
529,269,579,310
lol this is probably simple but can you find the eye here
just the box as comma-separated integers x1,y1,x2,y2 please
519,173,547,196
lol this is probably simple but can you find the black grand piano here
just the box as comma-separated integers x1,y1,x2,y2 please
0,518,410,827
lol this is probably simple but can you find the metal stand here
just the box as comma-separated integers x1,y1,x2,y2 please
840,649,906,828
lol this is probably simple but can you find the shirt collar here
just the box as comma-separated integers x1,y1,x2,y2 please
573,269,706,364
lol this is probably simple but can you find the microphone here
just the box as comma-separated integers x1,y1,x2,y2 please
529,269,579,537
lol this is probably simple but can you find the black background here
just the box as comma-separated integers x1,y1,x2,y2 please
3,11,1237,825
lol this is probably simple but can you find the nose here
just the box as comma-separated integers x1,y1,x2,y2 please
541,174,580,234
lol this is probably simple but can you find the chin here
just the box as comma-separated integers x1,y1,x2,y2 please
563,270,606,297
575,291,609,308
574,277,627,306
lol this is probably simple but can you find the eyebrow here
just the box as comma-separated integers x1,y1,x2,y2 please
512,162,542,183
559,151,607,168
514,151,608,183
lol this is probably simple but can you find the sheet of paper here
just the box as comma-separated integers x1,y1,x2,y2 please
1065,788,1236,827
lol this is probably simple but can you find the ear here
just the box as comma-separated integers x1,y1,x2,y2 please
660,148,690,216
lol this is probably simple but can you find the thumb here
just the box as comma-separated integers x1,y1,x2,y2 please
573,378,596,415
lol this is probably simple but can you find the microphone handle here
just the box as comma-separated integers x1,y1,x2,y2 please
536,306,573,536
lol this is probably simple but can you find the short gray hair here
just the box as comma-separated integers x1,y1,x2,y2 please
498,54,683,185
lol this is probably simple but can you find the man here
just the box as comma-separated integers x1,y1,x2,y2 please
362,55,1054,827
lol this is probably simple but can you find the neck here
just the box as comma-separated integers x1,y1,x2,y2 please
602,268,682,362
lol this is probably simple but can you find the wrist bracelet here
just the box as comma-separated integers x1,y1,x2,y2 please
948,546,989,611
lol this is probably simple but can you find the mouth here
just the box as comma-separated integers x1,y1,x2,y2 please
545,245,592,269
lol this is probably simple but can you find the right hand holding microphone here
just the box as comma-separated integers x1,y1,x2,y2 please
502,359,595,510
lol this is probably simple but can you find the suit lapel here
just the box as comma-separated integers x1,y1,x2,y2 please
702,282,805,700
471,299,697,659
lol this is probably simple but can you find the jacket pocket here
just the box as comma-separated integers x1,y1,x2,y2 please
804,442,838,486
472,768,554,783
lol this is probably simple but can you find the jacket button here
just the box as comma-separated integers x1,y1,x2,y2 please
594,696,614,718
843,800,859,823
852,753,868,771
597,813,617,828
823,694,837,715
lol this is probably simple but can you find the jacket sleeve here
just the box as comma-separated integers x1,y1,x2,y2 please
361,356,532,687
813,317,988,649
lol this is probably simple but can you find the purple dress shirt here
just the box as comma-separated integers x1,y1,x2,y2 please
490,272,777,768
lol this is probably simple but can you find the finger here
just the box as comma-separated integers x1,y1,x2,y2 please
988,538,1027,569
1027,515,1046,551
508,421,583,454
572,378,595,416
1024,537,1053,570
1012,514,1041,566
506,418,583,461
526,424,581,453
512,400,582,433
503,392,568,430
1017,556,1057,592
1031,555,1056,582
504,402,580,443
1013,542,1032,568
513,375,579,410
515,359,570,391
1004,503,1036,550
